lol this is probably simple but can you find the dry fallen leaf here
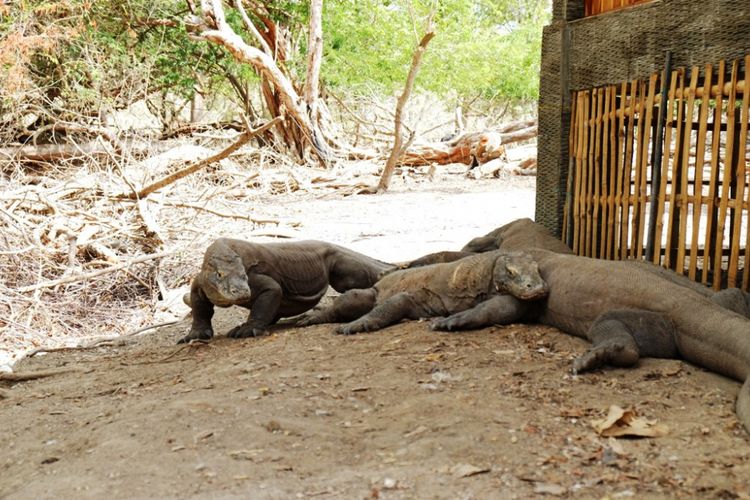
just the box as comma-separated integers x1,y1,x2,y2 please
533,482,566,496
450,463,490,478
591,405,669,437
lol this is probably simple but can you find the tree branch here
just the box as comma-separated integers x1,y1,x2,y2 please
121,117,281,200
16,251,172,293
375,29,436,192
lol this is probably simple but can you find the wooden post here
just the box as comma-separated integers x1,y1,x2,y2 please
645,51,672,263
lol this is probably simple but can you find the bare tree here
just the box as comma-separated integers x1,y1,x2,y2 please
188,0,330,165
373,24,436,192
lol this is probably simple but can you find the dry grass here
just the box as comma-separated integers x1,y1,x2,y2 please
0,133,355,366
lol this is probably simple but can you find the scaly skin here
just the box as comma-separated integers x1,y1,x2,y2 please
179,238,393,343
298,250,549,335
433,248,750,435
402,218,750,317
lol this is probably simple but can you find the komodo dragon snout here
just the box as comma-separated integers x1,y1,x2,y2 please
201,251,253,306
493,253,549,300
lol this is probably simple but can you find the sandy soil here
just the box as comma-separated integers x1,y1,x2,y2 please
2,171,750,499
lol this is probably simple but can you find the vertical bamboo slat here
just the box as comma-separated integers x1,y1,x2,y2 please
665,69,686,269
712,60,739,289
613,81,628,258
688,64,712,281
585,89,598,257
600,87,612,259
728,61,748,288
620,80,638,259
653,70,679,265
702,60,726,285
592,88,604,258
636,74,658,259
675,68,700,274
743,57,750,292
606,85,619,259
629,82,647,258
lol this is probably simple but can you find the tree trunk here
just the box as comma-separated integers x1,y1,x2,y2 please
375,29,436,192
193,0,330,165
304,0,324,127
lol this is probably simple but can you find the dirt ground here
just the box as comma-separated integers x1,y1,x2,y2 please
2,172,750,499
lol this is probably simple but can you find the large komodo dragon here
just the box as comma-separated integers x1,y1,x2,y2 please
404,218,750,317
430,248,750,434
178,238,393,343
298,250,549,335
401,217,573,269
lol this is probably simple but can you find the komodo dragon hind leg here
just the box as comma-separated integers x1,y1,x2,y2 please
572,309,678,375
430,295,530,331
336,292,422,335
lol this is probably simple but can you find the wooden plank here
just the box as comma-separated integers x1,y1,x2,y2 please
653,69,679,265
712,59,739,290
675,67,700,275
702,60,726,285
621,79,638,259
613,81,628,259
688,64,713,281
728,58,749,288
665,69,686,269
636,73,658,259
592,87,604,258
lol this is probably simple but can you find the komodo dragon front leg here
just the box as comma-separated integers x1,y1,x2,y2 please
227,273,283,338
571,309,679,374
178,281,216,343
336,292,424,335
296,289,377,326
430,295,532,331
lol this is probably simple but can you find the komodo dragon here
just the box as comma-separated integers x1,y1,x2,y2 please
430,248,750,433
178,238,393,343
399,217,573,270
401,218,750,317
298,250,549,335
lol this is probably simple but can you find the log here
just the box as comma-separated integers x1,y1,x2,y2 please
398,126,537,168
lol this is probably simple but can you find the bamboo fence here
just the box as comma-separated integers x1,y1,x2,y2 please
563,55,750,291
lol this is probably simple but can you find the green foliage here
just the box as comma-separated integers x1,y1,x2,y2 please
0,0,549,141
322,0,550,102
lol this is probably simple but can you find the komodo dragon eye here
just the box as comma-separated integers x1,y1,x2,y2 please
507,267,517,278
216,270,225,279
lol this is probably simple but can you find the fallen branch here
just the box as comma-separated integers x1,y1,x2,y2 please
120,117,282,200
16,251,172,293
0,367,89,382
144,198,283,225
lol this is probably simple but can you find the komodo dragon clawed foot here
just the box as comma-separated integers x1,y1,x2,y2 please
227,320,269,338
177,326,214,344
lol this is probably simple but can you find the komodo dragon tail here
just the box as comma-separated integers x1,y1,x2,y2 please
738,378,750,434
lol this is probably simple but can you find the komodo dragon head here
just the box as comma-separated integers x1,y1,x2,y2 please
200,242,253,306
492,252,549,300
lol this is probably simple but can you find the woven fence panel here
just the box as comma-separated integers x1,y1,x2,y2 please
563,56,750,291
